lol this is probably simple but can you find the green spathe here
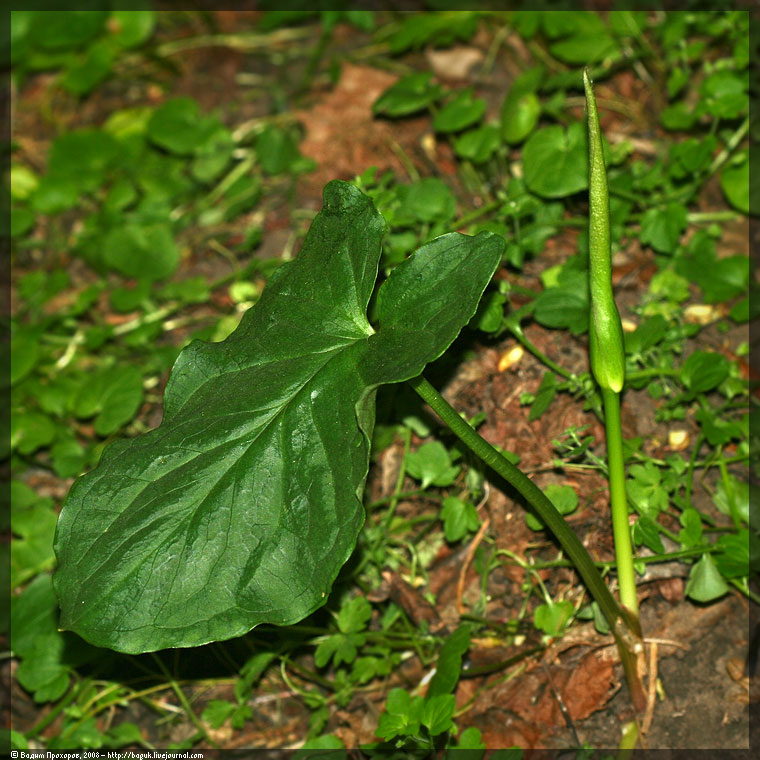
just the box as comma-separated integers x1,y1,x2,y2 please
584,70,625,394
54,181,504,653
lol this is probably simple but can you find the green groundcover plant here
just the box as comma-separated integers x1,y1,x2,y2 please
10,7,755,752
53,176,644,703
53,181,505,652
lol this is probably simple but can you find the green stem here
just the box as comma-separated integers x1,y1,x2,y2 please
617,720,640,758
626,367,680,381
686,210,743,224
155,28,313,57
523,545,719,570
383,426,412,529
408,376,633,632
506,321,576,382
732,578,760,606
453,199,502,229
150,653,218,749
24,679,88,739
601,387,639,621
707,115,750,176
584,69,639,627
367,488,429,509
297,21,333,94
684,432,705,510
717,451,743,530
408,375,645,709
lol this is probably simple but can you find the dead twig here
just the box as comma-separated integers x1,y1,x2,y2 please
456,505,491,615
641,641,659,736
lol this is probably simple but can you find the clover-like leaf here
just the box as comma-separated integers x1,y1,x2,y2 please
54,181,503,653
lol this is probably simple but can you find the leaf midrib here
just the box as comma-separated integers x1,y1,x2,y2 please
69,335,371,632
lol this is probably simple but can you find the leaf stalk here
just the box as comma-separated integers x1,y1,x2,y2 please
407,374,645,709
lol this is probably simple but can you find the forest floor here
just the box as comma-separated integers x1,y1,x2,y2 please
8,9,755,754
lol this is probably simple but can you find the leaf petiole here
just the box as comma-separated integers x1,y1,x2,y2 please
407,374,644,686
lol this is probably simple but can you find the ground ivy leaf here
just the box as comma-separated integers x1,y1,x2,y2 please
454,124,501,164
533,599,574,636
713,530,752,580
72,365,144,436
111,10,156,48
11,574,99,702
147,97,218,156
720,154,749,214
441,496,479,542
680,350,730,393
428,626,470,697
421,694,457,736
405,441,460,489
501,91,541,145
639,203,688,254
201,699,236,729
433,88,486,133
373,72,442,117
11,497,58,588
54,180,503,653
522,122,588,198
533,276,589,335
10,332,38,385
103,223,179,281
684,553,729,603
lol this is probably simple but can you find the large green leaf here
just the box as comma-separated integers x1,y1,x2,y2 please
54,181,503,653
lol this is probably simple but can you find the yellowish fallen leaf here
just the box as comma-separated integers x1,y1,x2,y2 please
668,430,690,450
684,304,723,325
498,345,524,372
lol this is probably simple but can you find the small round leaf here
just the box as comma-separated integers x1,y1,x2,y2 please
523,123,588,198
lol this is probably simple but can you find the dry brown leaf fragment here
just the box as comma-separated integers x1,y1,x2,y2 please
425,46,484,80
560,650,617,721
295,63,429,191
